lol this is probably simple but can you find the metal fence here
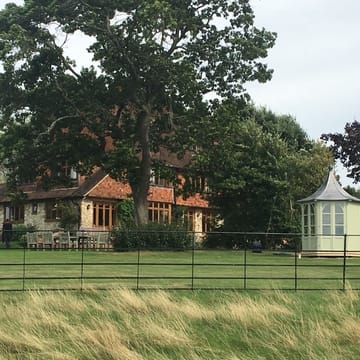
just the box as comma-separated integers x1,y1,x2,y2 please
0,230,359,291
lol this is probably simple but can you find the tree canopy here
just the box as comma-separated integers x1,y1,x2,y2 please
321,121,360,183
0,0,276,224
189,102,333,238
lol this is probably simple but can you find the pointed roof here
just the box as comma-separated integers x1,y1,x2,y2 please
298,167,360,203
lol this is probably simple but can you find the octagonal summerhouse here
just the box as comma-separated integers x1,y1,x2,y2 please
298,167,360,256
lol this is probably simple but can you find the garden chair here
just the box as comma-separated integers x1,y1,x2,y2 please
26,232,38,249
38,232,54,250
58,231,71,249
95,232,109,250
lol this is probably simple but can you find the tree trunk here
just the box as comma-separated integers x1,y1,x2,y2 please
131,109,152,226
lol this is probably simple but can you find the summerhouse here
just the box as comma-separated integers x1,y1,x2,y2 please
298,167,360,256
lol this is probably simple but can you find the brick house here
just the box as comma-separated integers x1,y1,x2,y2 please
0,165,214,234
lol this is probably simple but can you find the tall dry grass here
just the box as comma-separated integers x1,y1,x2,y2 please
0,288,359,359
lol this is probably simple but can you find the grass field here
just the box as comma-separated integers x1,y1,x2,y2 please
0,288,360,359
0,248,359,291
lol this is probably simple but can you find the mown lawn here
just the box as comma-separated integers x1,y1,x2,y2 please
0,248,359,291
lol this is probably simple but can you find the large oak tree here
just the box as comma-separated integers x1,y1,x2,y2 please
0,0,276,225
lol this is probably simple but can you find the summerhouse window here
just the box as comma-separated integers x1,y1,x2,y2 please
321,203,344,236
322,204,331,235
303,203,315,236
335,204,344,236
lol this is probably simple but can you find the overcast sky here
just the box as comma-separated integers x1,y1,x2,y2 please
1,0,359,185
247,0,360,185
248,0,360,140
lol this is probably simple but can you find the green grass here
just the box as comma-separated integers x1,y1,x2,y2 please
0,288,360,359
0,248,359,291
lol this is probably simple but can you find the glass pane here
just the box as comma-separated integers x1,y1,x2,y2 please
322,225,331,235
310,226,315,235
322,204,331,213
322,214,331,225
304,215,308,226
335,214,343,225
335,204,343,213
310,204,315,215
335,226,344,236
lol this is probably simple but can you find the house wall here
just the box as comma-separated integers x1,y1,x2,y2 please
21,202,60,231
80,199,93,229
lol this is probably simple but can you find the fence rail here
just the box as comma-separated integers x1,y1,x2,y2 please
0,231,359,291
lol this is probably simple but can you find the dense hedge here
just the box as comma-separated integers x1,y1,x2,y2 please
111,222,193,251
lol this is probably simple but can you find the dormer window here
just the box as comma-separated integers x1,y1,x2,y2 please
57,162,78,183
150,169,172,187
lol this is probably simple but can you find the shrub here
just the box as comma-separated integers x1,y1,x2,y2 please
111,222,193,251
202,230,246,249
11,224,36,248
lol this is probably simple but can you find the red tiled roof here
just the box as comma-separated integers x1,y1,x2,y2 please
148,186,173,203
176,193,209,208
0,169,209,209
86,175,131,200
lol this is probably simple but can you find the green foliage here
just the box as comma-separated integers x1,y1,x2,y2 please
11,223,36,248
322,121,360,182
111,222,193,250
343,185,360,198
0,0,276,224
116,199,136,228
57,202,79,231
190,101,333,234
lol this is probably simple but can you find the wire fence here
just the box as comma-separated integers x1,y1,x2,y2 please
0,230,359,291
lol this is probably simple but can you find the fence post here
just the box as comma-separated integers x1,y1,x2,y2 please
22,241,26,291
80,232,85,291
136,236,140,290
294,237,298,291
342,234,347,291
243,234,247,290
191,232,195,291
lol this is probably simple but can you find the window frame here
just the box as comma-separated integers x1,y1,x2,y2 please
93,202,116,229
4,204,25,223
148,201,171,224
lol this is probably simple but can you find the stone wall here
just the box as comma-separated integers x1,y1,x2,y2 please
80,199,93,229
25,202,59,231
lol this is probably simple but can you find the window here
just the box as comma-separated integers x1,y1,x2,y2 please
45,202,62,221
335,204,344,236
93,202,116,229
188,176,209,193
57,162,78,182
320,203,344,236
322,204,331,235
310,204,315,235
150,169,172,187
148,202,171,224
202,210,216,233
184,208,195,231
4,205,24,223
303,203,315,236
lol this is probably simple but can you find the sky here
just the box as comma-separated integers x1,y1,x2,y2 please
1,0,359,185
247,0,360,185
